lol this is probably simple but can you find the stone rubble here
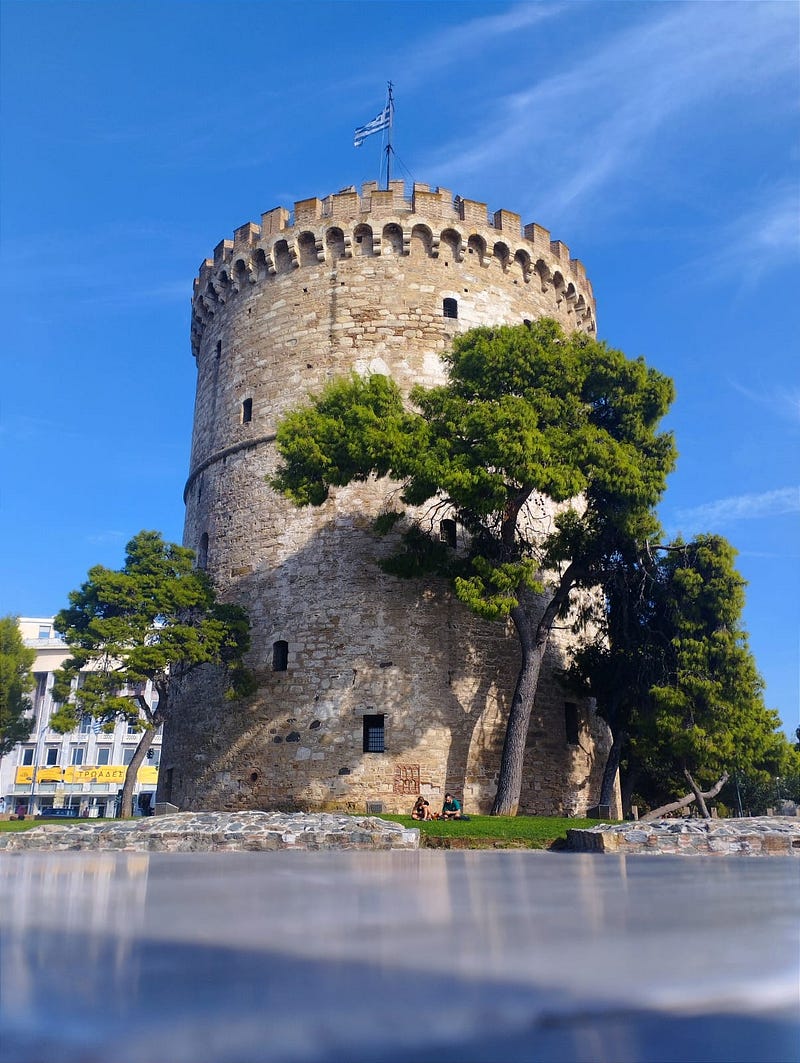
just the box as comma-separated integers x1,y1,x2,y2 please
567,816,800,856
0,811,419,853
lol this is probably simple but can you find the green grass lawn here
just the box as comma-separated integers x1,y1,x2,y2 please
0,817,118,832
375,813,610,849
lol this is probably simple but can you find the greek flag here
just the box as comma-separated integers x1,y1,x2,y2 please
354,105,391,148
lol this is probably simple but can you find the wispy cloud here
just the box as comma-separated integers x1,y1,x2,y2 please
399,2,568,89
730,379,800,425
423,2,797,228
673,487,800,532
700,183,800,283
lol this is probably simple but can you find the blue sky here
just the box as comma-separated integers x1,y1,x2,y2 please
1,1,798,737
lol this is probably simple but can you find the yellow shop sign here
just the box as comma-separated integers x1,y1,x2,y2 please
15,765,159,786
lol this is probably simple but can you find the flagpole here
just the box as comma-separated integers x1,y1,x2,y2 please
384,81,394,190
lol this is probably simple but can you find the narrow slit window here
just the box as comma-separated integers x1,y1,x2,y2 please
241,398,253,424
363,714,385,753
439,519,457,548
197,533,209,571
443,297,458,319
273,640,289,672
565,702,580,746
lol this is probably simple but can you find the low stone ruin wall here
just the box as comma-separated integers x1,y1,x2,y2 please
0,811,419,853
567,817,800,856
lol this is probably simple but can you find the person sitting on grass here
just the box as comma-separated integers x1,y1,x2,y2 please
411,796,434,821
441,793,464,819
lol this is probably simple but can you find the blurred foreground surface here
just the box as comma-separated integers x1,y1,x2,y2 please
0,850,797,1062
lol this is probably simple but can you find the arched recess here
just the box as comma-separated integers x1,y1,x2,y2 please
467,234,487,264
297,231,318,267
410,224,433,258
273,239,293,274
216,270,231,301
232,258,249,290
534,259,551,292
440,228,462,263
564,282,577,311
493,242,510,272
514,249,531,283
326,227,346,263
552,271,566,306
253,248,269,281
353,223,374,256
382,223,404,255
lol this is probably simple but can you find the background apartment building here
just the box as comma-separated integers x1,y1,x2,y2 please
0,618,160,818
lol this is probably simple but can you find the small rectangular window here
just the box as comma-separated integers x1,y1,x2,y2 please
38,624,51,639
241,398,253,424
122,748,135,766
272,640,289,672
96,747,111,766
70,747,85,766
443,297,458,319
79,714,92,734
439,519,457,548
363,714,385,753
45,747,59,766
22,747,35,766
565,702,580,746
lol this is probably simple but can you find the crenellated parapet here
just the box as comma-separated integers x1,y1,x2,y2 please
190,181,596,356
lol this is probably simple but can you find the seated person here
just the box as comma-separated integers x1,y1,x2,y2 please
441,793,464,819
411,796,433,820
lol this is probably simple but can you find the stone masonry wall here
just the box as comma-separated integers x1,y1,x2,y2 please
160,181,618,817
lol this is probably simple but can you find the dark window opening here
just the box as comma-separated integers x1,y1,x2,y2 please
443,298,458,319
565,702,580,746
241,398,253,424
440,519,457,548
362,714,385,753
197,533,209,571
273,640,289,672
216,340,222,358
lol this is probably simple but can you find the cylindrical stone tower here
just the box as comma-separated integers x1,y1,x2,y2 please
161,180,616,816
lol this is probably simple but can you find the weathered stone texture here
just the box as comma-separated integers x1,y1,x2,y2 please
162,182,618,817
566,817,800,856
0,812,419,852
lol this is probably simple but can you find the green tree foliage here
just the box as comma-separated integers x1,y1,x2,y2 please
565,534,794,815
274,321,676,814
0,616,35,756
52,531,251,817
634,535,793,812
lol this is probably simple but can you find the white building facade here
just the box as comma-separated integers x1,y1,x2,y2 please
0,618,161,818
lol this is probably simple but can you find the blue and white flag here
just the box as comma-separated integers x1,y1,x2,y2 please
354,104,391,148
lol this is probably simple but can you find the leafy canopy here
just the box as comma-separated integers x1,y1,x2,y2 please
51,530,251,733
274,320,676,620
0,616,35,755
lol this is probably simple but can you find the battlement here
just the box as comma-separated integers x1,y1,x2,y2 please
194,182,592,292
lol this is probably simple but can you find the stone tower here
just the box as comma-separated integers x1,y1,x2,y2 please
161,181,616,816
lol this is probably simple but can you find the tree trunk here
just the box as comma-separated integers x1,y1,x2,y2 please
118,725,159,818
683,768,710,818
491,606,545,816
491,563,583,817
641,772,728,821
599,728,626,809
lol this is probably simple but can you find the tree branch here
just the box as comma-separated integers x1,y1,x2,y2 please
641,772,729,821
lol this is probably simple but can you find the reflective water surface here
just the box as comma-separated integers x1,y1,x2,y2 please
0,850,797,1062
